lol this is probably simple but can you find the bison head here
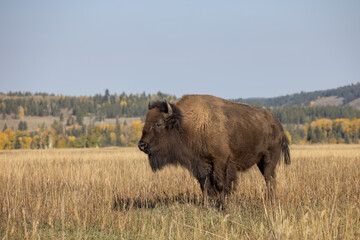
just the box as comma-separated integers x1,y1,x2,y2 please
138,99,182,171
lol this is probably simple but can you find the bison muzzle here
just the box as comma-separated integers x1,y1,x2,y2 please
138,94,290,209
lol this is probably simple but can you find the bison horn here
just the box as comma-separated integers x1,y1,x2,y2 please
163,98,173,116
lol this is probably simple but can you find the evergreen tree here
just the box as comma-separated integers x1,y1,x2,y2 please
115,117,123,146
44,134,50,148
104,89,110,102
14,137,22,149
344,132,351,144
306,126,313,142
51,120,63,134
18,121,28,131
314,126,324,143
2,123,8,132
67,116,75,126
76,113,84,125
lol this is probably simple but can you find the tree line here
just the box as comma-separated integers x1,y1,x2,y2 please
269,105,360,124
0,90,175,120
2,90,360,125
284,118,360,144
0,119,143,150
1,117,359,150
1,89,360,149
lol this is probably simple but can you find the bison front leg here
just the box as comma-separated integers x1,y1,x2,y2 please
220,189,226,211
199,176,209,208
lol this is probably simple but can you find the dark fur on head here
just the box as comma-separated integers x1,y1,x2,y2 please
139,100,185,172
149,101,169,112
149,101,182,129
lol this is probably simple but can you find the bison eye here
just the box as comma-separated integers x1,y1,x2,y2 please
155,120,165,129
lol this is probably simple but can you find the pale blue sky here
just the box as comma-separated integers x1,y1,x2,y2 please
0,1,359,99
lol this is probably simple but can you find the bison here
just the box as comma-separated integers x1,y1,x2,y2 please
138,95,290,209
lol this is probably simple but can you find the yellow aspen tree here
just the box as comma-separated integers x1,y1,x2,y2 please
285,131,292,145
56,137,67,148
0,132,9,149
110,132,116,145
128,120,144,146
323,119,332,138
120,134,125,144
68,136,76,142
18,106,25,117
32,135,41,149
23,136,32,149
4,128,15,149
350,119,360,139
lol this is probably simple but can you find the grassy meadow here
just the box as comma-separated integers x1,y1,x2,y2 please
0,145,359,239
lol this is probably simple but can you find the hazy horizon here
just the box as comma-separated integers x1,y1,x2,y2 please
1,82,359,100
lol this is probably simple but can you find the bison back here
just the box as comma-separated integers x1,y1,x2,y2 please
177,95,285,171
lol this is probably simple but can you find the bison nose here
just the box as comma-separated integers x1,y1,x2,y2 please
138,141,148,152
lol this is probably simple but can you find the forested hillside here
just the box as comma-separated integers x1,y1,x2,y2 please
1,84,360,149
0,90,175,120
233,83,360,108
2,84,360,124
270,105,360,124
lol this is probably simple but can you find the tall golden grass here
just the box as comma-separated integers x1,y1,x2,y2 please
0,145,359,239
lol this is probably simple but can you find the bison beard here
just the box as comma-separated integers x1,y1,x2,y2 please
148,154,165,171
146,125,186,171
138,95,291,210
148,149,178,172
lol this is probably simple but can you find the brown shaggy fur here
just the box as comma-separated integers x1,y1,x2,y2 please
138,95,290,209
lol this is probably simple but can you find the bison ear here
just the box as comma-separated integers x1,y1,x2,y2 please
167,118,179,129
163,98,173,117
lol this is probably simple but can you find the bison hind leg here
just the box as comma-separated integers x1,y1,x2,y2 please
225,159,238,194
257,152,280,204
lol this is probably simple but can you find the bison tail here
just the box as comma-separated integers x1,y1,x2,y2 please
282,135,291,165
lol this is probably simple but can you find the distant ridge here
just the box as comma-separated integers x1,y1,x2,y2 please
233,83,360,109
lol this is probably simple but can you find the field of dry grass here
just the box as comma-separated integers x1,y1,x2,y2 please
0,145,359,239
